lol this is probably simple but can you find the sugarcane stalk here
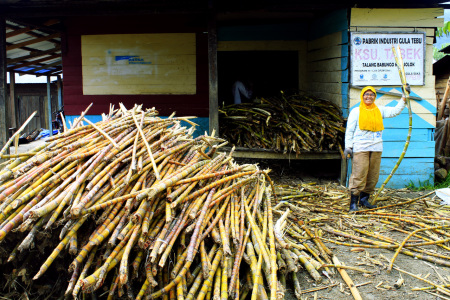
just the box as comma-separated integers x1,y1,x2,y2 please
372,45,412,203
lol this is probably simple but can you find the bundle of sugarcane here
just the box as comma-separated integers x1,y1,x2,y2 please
272,182,450,298
0,104,297,300
219,91,345,155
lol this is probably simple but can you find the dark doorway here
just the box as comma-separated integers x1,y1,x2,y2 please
218,51,299,105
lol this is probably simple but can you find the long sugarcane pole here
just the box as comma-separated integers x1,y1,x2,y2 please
372,45,412,204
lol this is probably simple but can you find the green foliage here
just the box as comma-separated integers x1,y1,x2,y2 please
436,21,450,38
433,43,450,62
407,174,450,191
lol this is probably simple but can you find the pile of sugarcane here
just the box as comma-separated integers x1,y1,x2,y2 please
219,92,345,155
0,104,306,300
272,182,450,298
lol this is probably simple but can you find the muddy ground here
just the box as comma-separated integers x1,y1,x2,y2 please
243,158,450,300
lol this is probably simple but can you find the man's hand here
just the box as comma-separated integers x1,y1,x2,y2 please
344,148,353,158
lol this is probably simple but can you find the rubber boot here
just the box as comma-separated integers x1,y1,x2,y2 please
359,191,377,209
349,194,359,212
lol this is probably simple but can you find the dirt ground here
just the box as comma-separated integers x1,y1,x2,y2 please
240,158,450,300
1,157,447,299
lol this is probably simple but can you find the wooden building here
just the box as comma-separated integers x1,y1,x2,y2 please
0,1,445,187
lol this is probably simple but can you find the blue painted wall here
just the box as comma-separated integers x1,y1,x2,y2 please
65,115,209,138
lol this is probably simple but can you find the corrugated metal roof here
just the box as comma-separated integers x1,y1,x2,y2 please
6,19,62,77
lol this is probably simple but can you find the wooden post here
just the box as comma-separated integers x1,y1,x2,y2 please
208,0,218,135
438,76,450,120
9,71,18,129
57,75,62,109
0,17,10,150
46,76,52,136
340,157,347,186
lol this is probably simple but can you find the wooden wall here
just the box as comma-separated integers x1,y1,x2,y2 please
348,8,443,188
62,15,209,117
7,83,58,133
306,9,349,115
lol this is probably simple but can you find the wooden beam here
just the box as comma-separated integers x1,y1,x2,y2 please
6,19,60,38
46,76,52,136
7,53,60,71
224,147,341,160
6,32,60,51
29,59,61,73
208,3,218,136
7,18,60,33
57,75,62,109
0,18,10,152
7,46,61,64
14,66,62,76
50,70,63,76
8,72,17,128
6,23,60,46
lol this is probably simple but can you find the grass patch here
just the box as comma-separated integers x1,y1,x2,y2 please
407,174,450,191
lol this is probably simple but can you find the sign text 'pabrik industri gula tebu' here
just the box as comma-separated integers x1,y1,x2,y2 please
350,32,425,86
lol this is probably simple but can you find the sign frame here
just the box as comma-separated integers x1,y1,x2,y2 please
349,31,426,86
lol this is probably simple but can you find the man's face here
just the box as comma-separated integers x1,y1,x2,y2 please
363,91,376,106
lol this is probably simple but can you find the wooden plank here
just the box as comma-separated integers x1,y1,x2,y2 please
82,64,196,76
228,149,341,160
208,11,218,135
382,128,431,142
82,54,196,66
377,174,433,189
82,43,196,56
381,141,434,157
308,44,346,63
306,91,345,108
379,157,434,175
308,31,343,51
82,33,195,45
307,57,347,72
350,8,444,28
83,84,196,95
217,40,305,51
308,82,343,95
351,27,435,38
308,71,346,84
82,74,197,86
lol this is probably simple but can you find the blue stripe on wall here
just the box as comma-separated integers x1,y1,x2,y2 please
377,174,433,189
379,157,434,175
382,141,434,158
383,113,434,129
65,115,210,138
383,128,433,142
348,157,434,188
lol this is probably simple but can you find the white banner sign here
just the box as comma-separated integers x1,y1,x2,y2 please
350,32,425,86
